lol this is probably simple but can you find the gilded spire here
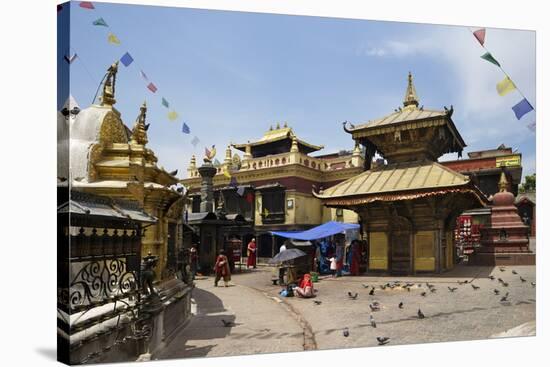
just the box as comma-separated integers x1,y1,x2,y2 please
100,61,119,106
224,145,232,164
130,101,148,145
290,134,299,153
403,71,419,108
498,169,509,193
190,154,196,169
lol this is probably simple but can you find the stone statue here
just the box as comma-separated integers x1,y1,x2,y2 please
140,252,159,297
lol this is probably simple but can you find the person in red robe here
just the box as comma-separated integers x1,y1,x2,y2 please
350,240,362,276
246,238,257,269
294,273,314,298
214,249,231,287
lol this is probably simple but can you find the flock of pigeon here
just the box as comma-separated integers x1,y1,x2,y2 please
313,266,535,346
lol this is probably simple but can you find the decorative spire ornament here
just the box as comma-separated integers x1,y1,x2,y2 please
130,101,148,145
403,71,419,108
100,61,119,106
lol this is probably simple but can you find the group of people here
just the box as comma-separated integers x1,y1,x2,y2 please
315,238,364,277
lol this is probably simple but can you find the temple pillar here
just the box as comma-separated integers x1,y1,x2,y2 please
198,161,217,213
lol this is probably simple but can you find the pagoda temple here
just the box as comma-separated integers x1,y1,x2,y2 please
314,73,488,274
59,62,187,279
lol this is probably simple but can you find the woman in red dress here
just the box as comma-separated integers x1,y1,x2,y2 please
214,249,231,287
246,238,257,269
350,240,362,275
294,273,314,298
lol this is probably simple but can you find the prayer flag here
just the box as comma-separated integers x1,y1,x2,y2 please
120,52,134,67
181,122,190,134
191,136,200,147
480,52,500,67
107,33,121,45
512,98,534,120
147,82,157,93
473,28,486,46
496,76,516,96
92,17,108,26
213,158,221,166
64,53,77,64
230,177,238,188
79,2,95,10
237,186,245,196
161,97,169,108
527,122,536,132
140,70,149,81
167,110,179,121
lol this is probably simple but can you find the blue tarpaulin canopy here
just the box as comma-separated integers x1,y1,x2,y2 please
270,221,360,241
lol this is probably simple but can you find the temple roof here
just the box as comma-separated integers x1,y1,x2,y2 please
232,125,323,157
314,161,481,201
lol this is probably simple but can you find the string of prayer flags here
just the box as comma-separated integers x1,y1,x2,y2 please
527,122,536,132
512,98,534,120
120,52,134,67
92,17,108,27
473,28,486,46
64,53,77,64
140,70,149,81
79,2,95,10
167,110,179,121
107,33,121,45
182,122,190,134
147,82,158,93
161,97,169,108
191,136,200,147
480,52,500,67
496,76,516,96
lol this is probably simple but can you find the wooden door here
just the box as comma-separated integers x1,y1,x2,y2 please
391,230,411,274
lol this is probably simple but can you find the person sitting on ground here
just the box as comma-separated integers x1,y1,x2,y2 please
294,273,315,298
214,249,231,287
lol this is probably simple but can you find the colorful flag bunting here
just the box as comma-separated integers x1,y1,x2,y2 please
161,97,169,108
147,82,157,93
64,53,77,64
473,28,486,46
191,136,200,147
79,2,95,10
120,52,134,67
182,122,190,134
496,76,516,96
237,186,245,196
167,110,179,121
92,17,108,26
107,33,121,45
512,98,533,120
527,122,536,132
480,52,500,67
140,70,149,81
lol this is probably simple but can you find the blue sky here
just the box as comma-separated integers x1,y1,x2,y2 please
63,1,536,179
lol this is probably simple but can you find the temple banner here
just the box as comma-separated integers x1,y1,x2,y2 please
496,154,521,167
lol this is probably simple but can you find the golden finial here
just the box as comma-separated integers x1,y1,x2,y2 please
100,61,119,106
130,100,148,145
403,71,419,108
190,154,196,168
290,134,299,153
498,169,509,192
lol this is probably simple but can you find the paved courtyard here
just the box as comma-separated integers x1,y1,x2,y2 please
156,264,536,360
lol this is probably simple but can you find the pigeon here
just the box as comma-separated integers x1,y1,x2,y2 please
169,169,178,176
512,270,518,275
493,289,500,295
348,292,358,300
370,314,377,328
372,301,380,306
471,284,480,290
343,328,350,337
488,275,495,280
426,282,434,289
362,284,369,288
221,319,234,327
406,287,411,292
502,282,509,287
420,291,427,297
531,282,536,287
430,287,437,293
144,123,150,131
497,278,504,283
519,276,526,283
500,292,510,302
313,300,322,305
499,267,506,272
417,309,425,319
458,280,468,285
369,288,375,296
369,303,380,312
377,336,390,345
380,284,387,290
448,287,458,292
398,302,404,309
